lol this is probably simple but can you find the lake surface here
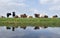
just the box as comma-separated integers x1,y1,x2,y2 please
0,26,60,38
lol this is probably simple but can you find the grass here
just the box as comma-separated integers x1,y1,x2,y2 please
0,18,60,27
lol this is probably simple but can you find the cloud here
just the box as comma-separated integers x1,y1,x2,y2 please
29,9,40,14
39,0,60,17
11,0,25,3
0,0,27,16
7,3,27,7
39,0,60,4
29,8,48,15
39,0,51,4
0,0,60,17
49,5,60,11
0,0,26,7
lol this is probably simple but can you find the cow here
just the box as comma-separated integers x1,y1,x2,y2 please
7,13,11,17
28,16,33,18
34,14,40,18
12,12,15,17
44,15,48,18
52,15,58,18
14,15,19,18
40,14,48,18
20,14,27,18
0,16,5,18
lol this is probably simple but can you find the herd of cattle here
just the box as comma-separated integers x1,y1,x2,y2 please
0,12,58,18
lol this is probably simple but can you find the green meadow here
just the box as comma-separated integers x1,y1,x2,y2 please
0,18,60,27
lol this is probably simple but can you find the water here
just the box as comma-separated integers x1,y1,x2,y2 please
0,26,60,38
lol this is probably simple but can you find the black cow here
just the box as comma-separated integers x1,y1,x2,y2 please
44,15,48,18
53,15,58,18
12,12,15,17
34,14,40,18
7,13,11,17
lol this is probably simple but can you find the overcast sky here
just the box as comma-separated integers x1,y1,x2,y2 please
0,0,60,17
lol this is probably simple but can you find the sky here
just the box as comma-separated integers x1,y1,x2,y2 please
0,0,60,17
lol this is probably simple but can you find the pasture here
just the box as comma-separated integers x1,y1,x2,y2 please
0,18,60,27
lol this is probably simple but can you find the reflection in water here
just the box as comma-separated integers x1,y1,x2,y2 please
34,26,48,30
0,26,60,38
20,26,26,30
44,26,48,28
6,27,15,31
6,26,48,31
12,27,15,31
34,26,39,30
6,27,11,30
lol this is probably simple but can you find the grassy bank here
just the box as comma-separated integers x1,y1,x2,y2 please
0,18,60,27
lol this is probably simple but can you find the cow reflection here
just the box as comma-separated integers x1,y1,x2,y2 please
20,26,26,29
12,27,15,31
6,27,11,30
6,26,15,31
44,26,48,28
34,26,39,30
